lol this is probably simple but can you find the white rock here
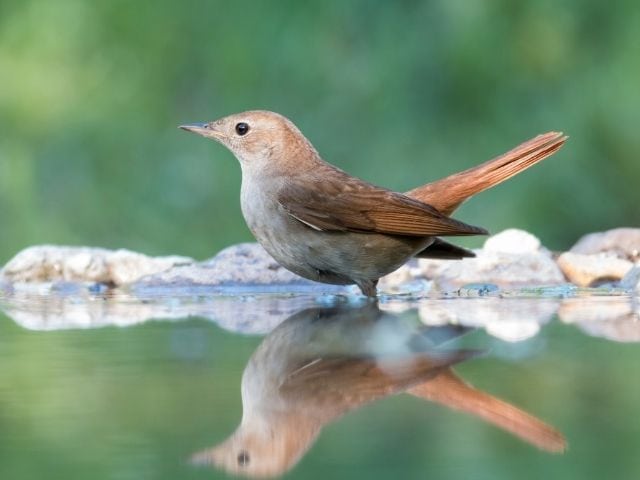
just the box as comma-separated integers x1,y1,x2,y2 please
416,257,452,280
414,230,563,292
1,245,193,286
108,249,192,285
432,250,565,291
378,260,431,294
571,228,640,261
483,229,542,254
556,252,633,287
135,243,343,293
378,264,414,290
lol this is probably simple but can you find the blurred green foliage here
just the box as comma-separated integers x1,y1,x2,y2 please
1,0,639,263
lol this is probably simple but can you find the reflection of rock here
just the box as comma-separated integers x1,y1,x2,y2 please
557,252,633,287
570,228,640,262
416,297,560,342
423,230,565,291
2,287,639,343
0,289,320,334
558,297,640,342
620,266,640,294
1,245,193,286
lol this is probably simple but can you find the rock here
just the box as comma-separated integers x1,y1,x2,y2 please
430,230,564,291
483,228,541,254
570,228,640,261
556,252,634,287
378,264,414,291
378,259,432,294
1,245,193,286
134,243,346,294
416,257,452,280
1,228,636,295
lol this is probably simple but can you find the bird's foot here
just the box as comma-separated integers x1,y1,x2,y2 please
356,279,379,298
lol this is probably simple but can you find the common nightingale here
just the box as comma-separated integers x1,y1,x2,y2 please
181,111,566,296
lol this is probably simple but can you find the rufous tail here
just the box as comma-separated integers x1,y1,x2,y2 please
408,369,567,453
405,132,567,216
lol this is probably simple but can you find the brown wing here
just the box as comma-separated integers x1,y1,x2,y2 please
280,350,479,412
277,177,487,237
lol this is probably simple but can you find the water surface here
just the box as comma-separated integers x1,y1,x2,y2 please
1,289,639,479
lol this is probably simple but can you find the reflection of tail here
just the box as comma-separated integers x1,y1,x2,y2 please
409,369,567,453
406,132,567,216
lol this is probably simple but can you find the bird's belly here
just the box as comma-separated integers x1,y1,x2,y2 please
240,184,431,284
246,209,430,284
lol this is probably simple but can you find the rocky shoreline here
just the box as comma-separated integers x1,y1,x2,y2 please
0,227,639,341
1,228,639,295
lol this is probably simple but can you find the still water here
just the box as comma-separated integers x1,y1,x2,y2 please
0,289,639,479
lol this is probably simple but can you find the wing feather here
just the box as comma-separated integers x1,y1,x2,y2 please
278,178,487,237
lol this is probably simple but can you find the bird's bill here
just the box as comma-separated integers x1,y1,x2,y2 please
179,123,224,140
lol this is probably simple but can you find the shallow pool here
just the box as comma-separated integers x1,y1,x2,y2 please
1,289,639,479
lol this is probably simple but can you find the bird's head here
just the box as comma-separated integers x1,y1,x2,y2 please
190,414,321,478
180,110,317,171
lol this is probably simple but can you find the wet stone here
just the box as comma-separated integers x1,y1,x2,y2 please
1,229,639,299
483,228,541,254
570,228,640,262
134,243,345,294
1,245,193,286
557,252,634,287
431,233,564,292
456,283,500,297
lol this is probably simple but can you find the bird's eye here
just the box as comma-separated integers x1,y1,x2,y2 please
237,450,250,467
235,122,250,136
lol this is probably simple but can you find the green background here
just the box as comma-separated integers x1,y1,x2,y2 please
1,0,639,264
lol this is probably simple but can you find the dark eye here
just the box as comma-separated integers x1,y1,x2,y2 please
237,450,250,467
235,122,249,136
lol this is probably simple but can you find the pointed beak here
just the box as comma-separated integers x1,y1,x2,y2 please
179,123,224,139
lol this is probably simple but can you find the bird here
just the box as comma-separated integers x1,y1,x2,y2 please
180,111,566,297
191,303,566,477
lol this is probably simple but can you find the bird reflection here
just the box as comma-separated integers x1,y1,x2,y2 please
192,303,565,477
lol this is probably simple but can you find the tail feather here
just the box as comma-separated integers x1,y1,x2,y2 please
406,132,567,216
408,369,567,453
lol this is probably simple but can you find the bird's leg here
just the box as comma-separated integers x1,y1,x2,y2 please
356,279,378,297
